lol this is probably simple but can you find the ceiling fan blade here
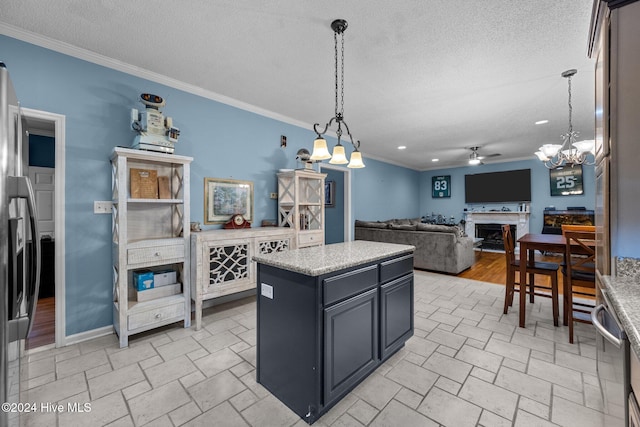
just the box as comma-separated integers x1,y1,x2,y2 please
477,153,501,160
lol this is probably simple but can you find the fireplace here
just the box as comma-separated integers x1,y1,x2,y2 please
463,211,530,249
475,223,516,250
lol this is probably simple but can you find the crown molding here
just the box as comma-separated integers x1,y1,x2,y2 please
0,23,312,131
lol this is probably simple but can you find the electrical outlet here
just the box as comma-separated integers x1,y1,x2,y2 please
270,192,278,199
94,201,113,214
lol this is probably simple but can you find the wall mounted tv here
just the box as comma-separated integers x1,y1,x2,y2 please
465,169,531,203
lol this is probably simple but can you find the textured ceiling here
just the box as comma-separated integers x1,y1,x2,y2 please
0,0,596,170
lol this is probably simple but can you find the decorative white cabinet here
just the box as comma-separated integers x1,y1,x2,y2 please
190,228,295,329
277,170,326,248
111,147,192,348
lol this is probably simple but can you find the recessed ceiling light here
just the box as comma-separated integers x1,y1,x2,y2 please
535,120,549,125
397,145,407,150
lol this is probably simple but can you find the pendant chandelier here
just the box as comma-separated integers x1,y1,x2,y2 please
535,69,594,169
310,19,365,168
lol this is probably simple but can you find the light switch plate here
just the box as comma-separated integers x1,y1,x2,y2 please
94,201,113,214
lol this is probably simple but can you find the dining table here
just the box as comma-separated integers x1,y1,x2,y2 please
516,232,595,328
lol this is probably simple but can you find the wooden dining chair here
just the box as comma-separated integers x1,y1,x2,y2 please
502,224,560,326
561,224,596,235
562,230,596,344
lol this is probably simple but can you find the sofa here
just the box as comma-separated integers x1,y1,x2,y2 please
354,219,475,274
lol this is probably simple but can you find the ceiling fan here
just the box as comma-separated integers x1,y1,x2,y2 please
468,146,501,165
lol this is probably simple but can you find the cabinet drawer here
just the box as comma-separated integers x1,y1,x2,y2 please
128,244,184,265
298,231,323,247
128,300,184,330
380,254,413,283
323,264,378,306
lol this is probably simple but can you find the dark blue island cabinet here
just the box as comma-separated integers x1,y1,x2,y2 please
254,241,414,424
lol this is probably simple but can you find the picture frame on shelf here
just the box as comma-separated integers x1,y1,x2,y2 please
325,180,335,208
204,178,254,224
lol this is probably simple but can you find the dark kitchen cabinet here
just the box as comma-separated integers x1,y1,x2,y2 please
256,248,413,424
381,273,414,360
324,287,379,405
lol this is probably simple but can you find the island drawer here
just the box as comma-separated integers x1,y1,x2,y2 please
380,254,413,283
323,264,378,305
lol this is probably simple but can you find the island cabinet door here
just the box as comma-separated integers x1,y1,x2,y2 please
380,274,414,360
323,288,379,405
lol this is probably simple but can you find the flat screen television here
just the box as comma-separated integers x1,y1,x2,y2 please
465,169,531,203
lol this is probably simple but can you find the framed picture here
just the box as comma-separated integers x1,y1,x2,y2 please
550,164,584,196
325,180,335,207
432,175,451,198
204,178,254,224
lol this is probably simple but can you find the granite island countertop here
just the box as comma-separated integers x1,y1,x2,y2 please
252,240,415,276
601,274,640,356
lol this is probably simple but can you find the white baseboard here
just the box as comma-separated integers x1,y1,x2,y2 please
64,325,114,346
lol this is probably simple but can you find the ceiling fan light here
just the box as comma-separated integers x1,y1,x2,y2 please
329,145,348,164
347,151,365,168
310,137,331,160
540,144,562,158
573,139,595,154
468,158,481,165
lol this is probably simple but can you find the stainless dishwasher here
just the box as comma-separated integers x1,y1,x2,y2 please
593,274,629,427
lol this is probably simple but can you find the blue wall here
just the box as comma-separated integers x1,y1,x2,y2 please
419,159,595,234
1,35,421,336
324,168,345,244
351,158,421,222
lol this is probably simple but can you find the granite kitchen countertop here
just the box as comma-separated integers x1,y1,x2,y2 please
601,273,640,356
252,240,414,277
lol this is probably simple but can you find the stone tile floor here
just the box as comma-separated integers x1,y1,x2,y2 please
18,271,617,426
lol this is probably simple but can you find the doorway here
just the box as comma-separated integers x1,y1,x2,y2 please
319,164,352,243
21,108,65,349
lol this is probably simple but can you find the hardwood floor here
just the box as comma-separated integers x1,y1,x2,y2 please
26,296,55,349
456,249,593,298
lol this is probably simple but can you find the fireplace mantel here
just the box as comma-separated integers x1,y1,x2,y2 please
463,211,530,243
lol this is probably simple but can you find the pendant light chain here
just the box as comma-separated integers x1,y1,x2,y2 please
567,74,573,135
334,31,339,117
340,31,345,117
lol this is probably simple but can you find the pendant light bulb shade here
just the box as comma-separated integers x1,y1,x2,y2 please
310,137,331,160
572,139,595,154
329,145,348,164
540,144,562,158
347,150,365,168
534,151,549,161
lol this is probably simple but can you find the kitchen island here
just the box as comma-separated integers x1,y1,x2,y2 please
253,241,415,424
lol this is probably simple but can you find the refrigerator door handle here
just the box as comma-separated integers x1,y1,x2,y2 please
7,175,41,340
591,304,623,348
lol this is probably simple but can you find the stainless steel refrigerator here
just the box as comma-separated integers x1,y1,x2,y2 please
1,62,41,427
